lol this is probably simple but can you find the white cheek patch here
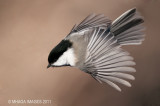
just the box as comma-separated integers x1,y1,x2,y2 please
53,48,76,66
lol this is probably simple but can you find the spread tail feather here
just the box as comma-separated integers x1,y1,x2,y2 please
111,8,145,45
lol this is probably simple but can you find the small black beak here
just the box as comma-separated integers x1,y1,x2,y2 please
47,64,51,68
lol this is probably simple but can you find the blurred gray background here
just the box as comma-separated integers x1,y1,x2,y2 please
0,0,160,106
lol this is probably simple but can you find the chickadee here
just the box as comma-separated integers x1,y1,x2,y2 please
47,8,145,91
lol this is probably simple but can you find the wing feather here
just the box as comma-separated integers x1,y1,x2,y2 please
71,14,111,33
97,75,132,87
97,72,135,80
96,76,122,91
83,27,136,91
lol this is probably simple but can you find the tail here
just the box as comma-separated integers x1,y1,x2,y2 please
111,8,145,45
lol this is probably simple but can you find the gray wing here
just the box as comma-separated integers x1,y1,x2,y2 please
68,14,111,36
111,8,145,45
83,27,136,91
82,8,144,91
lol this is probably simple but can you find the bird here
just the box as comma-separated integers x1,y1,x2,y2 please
47,8,145,91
